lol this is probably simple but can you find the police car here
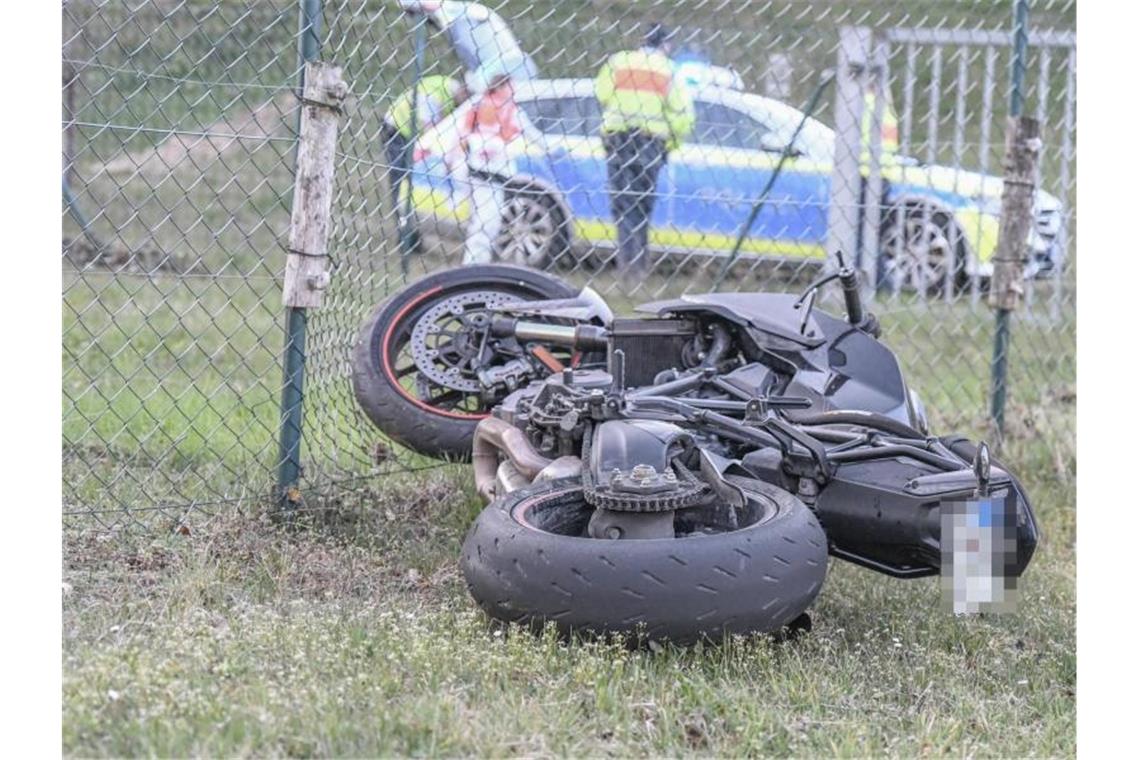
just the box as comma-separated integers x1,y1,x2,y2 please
399,1,1064,290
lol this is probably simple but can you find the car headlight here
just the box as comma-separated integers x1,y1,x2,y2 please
1035,207,1062,237
974,195,1062,249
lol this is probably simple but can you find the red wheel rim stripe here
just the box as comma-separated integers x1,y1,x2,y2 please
380,285,489,421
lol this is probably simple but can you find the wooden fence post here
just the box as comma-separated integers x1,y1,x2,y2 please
276,59,346,514
989,116,1041,312
282,61,348,309
988,114,1040,443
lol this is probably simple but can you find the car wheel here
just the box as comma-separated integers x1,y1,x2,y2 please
878,204,968,295
495,186,570,270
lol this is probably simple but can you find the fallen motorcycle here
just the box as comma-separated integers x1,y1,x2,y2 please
352,261,1038,642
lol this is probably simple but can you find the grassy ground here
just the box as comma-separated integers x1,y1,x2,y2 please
63,263,1075,756
62,3,1075,751
63,217,1075,757
62,253,1075,757
63,451,1074,756
60,264,1076,756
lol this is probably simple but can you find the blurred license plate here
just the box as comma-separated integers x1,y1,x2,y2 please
941,494,1019,614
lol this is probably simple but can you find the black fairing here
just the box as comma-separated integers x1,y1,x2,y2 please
782,311,912,423
638,293,825,349
641,294,915,426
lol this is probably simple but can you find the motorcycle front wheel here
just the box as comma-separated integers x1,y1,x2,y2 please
461,478,829,644
351,265,579,460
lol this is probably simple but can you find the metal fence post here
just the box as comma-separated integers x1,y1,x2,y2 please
859,35,888,295
277,0,324,512
62,63,102,254
988,0,1030,440
63,63,76,189
827,26,871,276
399,16,427,279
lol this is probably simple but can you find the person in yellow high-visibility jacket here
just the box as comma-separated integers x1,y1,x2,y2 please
861,86,900,155
595,23,694,277
381,75,468,221
857,83,899,280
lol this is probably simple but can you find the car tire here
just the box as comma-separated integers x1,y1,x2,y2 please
878,203,970,295
461,478,829,644
495,185,571,271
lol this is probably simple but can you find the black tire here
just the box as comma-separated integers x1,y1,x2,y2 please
351,265,578,460
461,478,829,644
496,185,571,270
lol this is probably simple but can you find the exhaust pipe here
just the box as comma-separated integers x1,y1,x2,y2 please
473,417,582,502
473,417,550,502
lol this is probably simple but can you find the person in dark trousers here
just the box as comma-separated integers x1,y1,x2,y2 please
595,23,694,280
380,75,468,235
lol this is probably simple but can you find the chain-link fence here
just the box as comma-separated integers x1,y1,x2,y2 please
62,0,1075,529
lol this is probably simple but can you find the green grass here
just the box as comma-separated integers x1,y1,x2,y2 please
62,244,1075,757
62,2,1075,753
63,452,1075,757
63,272,282,521
62,248,1074,758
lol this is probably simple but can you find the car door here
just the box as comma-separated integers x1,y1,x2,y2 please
670,100,829,258
546,93,681,250
516,93,611,241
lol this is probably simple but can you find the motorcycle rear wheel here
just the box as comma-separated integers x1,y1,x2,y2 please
461,478,829,644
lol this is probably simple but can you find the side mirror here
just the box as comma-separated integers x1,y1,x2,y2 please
760,134,801,157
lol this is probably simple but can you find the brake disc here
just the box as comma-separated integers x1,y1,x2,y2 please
409,290,519,392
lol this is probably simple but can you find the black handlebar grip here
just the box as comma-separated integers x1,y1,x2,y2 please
839,267,864,326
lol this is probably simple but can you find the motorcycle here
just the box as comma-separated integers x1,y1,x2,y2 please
352,261,1039,642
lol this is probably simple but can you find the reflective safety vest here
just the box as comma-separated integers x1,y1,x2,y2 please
594,48,695,151
861,90,900,154
459,86,525,177
386,75,460,139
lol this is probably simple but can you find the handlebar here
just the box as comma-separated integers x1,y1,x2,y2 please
838,260,864,327
793,251,872,333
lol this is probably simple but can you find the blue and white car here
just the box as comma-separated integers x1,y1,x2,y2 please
400,1,1064,289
